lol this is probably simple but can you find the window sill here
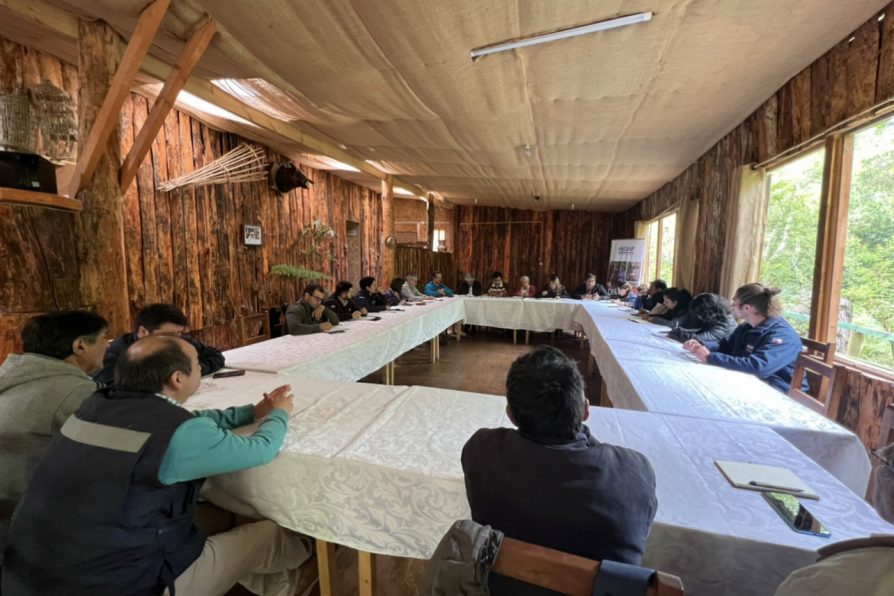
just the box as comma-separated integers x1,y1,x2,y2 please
835,355,894,383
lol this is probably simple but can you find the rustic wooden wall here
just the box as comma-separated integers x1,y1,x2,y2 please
120,94,386,351
618,5,894,294
0,39,82,359
0,36,388,358
453,206,615,294
617,4,894,447
395,247,457,290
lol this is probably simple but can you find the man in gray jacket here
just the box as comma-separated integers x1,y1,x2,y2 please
285,283,340,335
0,310,108,555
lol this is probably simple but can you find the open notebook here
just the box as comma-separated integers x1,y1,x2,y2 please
715,460,820,500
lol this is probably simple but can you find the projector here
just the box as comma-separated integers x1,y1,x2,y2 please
0,151,57,193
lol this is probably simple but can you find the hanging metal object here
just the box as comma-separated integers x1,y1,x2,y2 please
28,80,78,164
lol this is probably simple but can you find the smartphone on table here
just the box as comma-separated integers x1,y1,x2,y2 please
762,491,830,538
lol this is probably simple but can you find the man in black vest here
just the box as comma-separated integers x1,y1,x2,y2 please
3,335,309,595
462,346,657,567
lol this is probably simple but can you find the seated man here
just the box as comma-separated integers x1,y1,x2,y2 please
684,283,804,393
571,273,608,300
400,274,429,302
668,292,737,343
94,303,224,386
458,273,483,297
634,279,667,311
3,335,309,595
424,271,454,297
462,346,657,568
647,287,692,327
285,283,339,334
0,310,108,555
324,281,365,321
352,276,388,313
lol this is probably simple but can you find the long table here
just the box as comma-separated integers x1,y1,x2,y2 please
574,301,872,495
186,375,894,596
460,296,583,332
220,298,464,380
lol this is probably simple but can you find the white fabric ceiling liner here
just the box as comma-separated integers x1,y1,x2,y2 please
31,0,894,209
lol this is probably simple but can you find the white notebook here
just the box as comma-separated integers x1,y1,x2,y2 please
715,460,819,500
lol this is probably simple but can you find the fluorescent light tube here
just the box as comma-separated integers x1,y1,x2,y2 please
470,12,653,60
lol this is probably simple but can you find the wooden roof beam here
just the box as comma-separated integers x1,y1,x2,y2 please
1,0,427,198
70,0,171,196
119,16,216,190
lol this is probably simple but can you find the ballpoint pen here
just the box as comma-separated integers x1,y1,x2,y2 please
748,481,804,493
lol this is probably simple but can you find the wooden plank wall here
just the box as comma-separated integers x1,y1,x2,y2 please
120,93,386,351
617,4,894,448
0,39,82,359
0,37,389,357
453,206,614,294
395,247,457,290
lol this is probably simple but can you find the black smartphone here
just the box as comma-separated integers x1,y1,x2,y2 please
328,329,346,334
762,492,831,538
212,369,246,379
369,316,382,321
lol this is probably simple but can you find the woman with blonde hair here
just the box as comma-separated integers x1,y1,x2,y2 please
683,283,804,392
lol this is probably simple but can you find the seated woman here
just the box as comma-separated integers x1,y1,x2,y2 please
515,275,536,297
487,271,507,297
609,282,634,301
668,293,737,342
384,277,406,306
539,274,568,299
648,288,692,327
683,283,804,393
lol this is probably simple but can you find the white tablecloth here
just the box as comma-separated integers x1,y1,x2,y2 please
220,298,464,379
575,302,872,495
460,296,582,332
186,378,893,596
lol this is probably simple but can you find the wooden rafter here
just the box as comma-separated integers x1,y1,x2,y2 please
119,15,216,190
1,0,427,198
70,0,171,196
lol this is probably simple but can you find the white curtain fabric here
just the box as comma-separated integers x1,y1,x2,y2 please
673,198,700,291
720,165,770,299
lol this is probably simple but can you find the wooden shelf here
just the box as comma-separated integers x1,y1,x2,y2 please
0,187,83,212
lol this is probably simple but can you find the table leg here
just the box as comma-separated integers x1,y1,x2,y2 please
587,353,596,378
316,538,336,596
389,361,395,385
456,321,462,343
599,379,611,408
525,330,530,345
513,329,517,344
436,334,441,360
430,338,437,363
358,550,376,596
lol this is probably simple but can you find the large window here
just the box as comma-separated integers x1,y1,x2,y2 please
758,114,894,373
841,119,894,369
761,148,825,336
643,212,676,283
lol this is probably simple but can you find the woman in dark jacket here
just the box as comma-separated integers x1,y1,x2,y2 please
649,287,692,327
668,292,737,342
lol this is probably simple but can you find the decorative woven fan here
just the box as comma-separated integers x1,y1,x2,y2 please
158,143,269,191
29,81,78,164
0,90,36,153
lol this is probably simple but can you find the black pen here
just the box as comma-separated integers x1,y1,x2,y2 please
748,481,804,493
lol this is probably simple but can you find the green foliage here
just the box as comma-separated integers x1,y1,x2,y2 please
762,120,894,368
268,265,330,281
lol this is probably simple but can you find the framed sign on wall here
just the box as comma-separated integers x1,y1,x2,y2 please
244,225,262,246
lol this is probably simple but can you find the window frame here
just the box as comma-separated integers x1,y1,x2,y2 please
643,209,678,283
762,111,894,379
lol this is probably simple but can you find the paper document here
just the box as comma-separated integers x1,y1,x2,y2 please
715,460,819,500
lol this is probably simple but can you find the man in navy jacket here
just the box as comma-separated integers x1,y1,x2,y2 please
461,346,657,574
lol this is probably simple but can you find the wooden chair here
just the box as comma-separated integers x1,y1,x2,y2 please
491,536,684,596
237,313,271,346
789,353,837,416
880,403,894,448
800,337,835,364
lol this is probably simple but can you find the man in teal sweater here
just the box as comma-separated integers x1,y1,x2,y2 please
4,335,310,595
